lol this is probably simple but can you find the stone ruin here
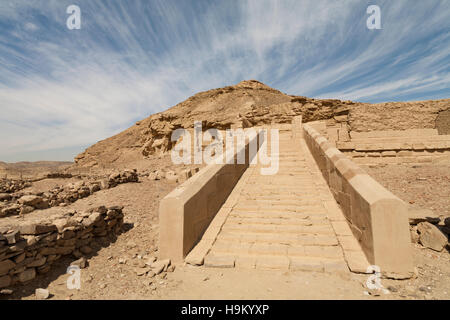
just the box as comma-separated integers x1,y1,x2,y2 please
0,205,124,289
0,170,138,218
0,169,140,291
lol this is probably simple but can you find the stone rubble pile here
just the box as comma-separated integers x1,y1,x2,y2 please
0,170,138,218
140,167,200,183
409,209,449,252
0,205,124,289
0,179,31,194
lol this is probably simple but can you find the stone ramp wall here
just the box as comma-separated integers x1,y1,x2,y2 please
158,132,261,263
302,123,414,278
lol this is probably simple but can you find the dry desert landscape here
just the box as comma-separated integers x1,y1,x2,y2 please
1,80,449,300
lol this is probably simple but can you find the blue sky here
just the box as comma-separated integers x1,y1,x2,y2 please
0,0,449,162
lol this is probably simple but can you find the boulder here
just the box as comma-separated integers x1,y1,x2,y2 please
70,257,87,269
0,259,16,276
18,268,36,283
1,204,21,216
19,223,57,235
0,275,11,288
18,195,48,209
35,288,50,300
165,171,178,182
20,205,34,215
27,256,47,268
151,259,171,274
0,193,12,201
417,222,448,252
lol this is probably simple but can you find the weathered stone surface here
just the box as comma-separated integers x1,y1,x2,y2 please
417,222,448,252
0,203,124,290
70,257,87,269
410,227,420,243
409,207,441,225
0,259,15,276
204,254,235,268
18,268,36,283
20,206,35,215
0,193,12,201
1,204,20,216
13,252,26,264
151,259,171,274
35,288,50,300
18,195,48,209
19,224,57,235
4,230,19,244
165,171,178,182
0,275,12,288
27,256,47,268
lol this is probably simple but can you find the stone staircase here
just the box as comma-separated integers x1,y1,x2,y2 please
187,128,369,273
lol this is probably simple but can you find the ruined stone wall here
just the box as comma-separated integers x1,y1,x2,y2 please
0,206,124,289
436,109,450,135
348,100,450,133
0,170,138,218
335,129,450,165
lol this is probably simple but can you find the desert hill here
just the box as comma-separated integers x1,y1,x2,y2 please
72,80,450,170
0,161,72,179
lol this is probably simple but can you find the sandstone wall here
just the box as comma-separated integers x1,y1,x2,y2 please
336,129,450,165
348,100,450,133
158,132,260,262
303,123,414,278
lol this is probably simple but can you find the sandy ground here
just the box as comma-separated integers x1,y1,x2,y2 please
2,167,449,300
363,163,450,218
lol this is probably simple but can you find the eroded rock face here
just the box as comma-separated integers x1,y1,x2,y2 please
73,80,355,169
436,109,450,135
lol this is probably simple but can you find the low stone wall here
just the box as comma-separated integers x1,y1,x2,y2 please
329,128,450,165
0,179,31,194
343,149,450,165
0,170,138,217
303,123,414,278
0,206,124,289
159,133,260,263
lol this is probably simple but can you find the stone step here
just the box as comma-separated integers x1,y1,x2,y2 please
229,210,328,220
210,242,343,259
204,252,347,272
240,194,320,201
232,205,327,214
240,191,320,198
246,179,316,185
216,232,339,246
226,216,329,226
256,185,318,191
221,223,335,235
236,199,323,207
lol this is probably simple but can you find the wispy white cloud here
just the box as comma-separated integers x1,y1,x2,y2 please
0,0,449,161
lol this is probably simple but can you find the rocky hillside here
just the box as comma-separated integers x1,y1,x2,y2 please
72,80,450,170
